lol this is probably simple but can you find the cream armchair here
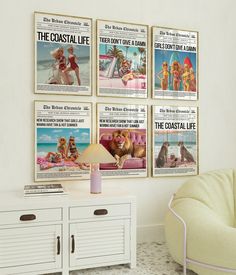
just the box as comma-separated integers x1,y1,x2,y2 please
165,169,236,275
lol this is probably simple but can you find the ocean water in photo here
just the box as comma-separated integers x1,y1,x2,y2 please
37,143,89,157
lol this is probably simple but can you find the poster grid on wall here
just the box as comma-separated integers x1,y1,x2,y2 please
152,26,198,100
35,12,92,96
152,105,198,177
35,100,92,182
97,19,148,98
97,103,148,178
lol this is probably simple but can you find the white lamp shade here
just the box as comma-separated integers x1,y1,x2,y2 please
76,143,116,164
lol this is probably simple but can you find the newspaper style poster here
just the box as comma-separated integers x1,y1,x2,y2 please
97,20,148,98
35,12,92,95
152,106,198,177
35,101,91,181
152,27,198,100
97,103,147,178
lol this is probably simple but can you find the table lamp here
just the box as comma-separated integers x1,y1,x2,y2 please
76,144,116,194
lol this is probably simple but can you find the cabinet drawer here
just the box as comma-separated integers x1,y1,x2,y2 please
0,208,62,225
70,204,130,220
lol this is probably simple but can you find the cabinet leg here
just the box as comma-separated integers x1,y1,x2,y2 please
62,270,70,275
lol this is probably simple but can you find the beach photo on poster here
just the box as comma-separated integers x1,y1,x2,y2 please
154,131,196,169
97,19,148,98
35,12,92,95
154,50,196,92
36,128,90,173
37,42,90,87
99,44,146,91
152,105,198,176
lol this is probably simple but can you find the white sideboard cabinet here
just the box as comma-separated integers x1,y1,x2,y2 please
0,188,136,275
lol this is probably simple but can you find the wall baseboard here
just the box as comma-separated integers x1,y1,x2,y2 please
137,224,165,243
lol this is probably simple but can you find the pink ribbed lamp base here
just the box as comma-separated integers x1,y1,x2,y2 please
90,163,101,194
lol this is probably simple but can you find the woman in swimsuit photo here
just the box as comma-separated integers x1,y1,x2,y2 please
64,46,81,85
171,61,182,91
157,61,169,90
50,47,70,85
182,64,191,91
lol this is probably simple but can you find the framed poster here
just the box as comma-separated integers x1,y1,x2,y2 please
97,19,148,98
35,101,92,181
35,12,92,95
152,105,198,177
152,26,198,100
97,103,148,178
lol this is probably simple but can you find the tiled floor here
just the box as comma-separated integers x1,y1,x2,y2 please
68,242,196,275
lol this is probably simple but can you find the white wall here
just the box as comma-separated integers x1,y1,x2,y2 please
1,0,236,242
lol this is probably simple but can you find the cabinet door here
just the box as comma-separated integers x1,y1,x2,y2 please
70,219,130,268
0,225,62,274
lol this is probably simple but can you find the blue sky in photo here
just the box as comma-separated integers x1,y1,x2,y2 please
155,131,196,143
37,42,90,61
37,128,90,144
99,43,145,58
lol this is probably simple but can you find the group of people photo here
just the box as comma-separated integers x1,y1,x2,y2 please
155,51,197,92
37,135,89,171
